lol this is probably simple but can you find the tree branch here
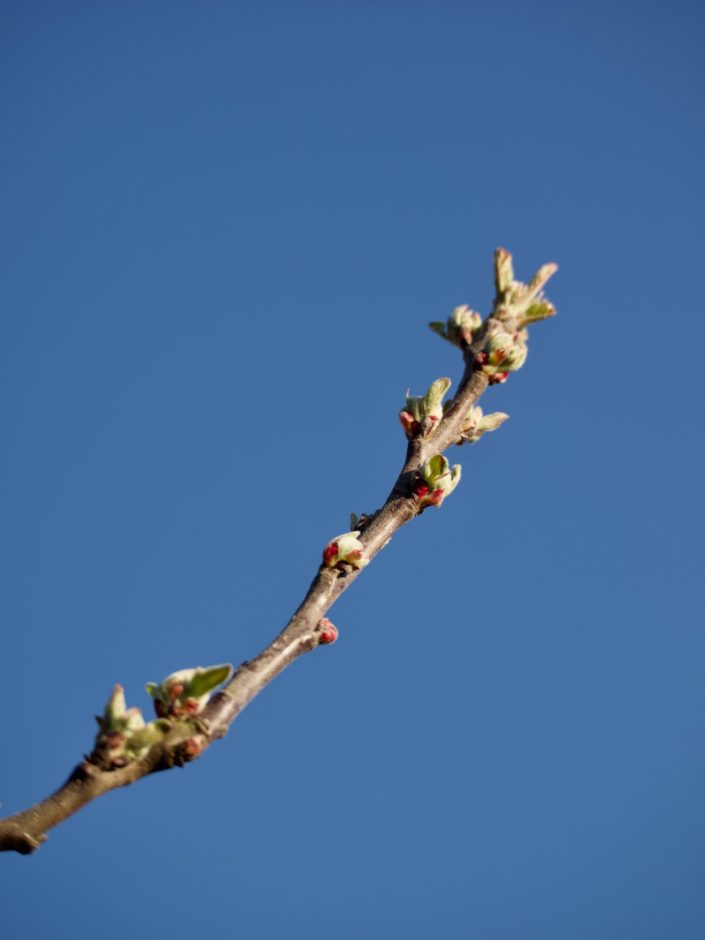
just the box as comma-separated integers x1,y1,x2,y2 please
0,249,556,854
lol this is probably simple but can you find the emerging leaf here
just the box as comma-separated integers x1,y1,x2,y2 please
189,665,234,699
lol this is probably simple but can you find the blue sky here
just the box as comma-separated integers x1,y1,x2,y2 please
2,2,704,937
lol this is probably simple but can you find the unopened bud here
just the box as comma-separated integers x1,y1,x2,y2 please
322,531,368,570
182,736,205,759
318,618,339,645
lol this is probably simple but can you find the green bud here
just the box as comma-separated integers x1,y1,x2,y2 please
457,406,509,444
429,307,483,347
95,684,152,764
402,378,452,439
424,454,461,493
477,322,528,377
100,684,145,734
423,377,452,418
494,257,558,328
105,684,127,725
323,530,369,569
413,454,461,508
146,664,234,719
449,306,483,344
406,377,451,423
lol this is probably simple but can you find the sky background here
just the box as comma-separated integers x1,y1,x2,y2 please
1,1,704,937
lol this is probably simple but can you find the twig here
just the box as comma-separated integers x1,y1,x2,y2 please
0,249,556,854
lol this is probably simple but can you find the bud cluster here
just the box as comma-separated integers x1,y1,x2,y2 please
493,247,558,329
413,454,461,510
94,684,164,767
399,377,451,439
146,664,233,719
429,249,557,387
322,530,369,570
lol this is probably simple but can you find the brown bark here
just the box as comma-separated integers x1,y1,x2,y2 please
1,249,555,854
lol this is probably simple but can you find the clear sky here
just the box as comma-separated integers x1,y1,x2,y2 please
2,2,704,937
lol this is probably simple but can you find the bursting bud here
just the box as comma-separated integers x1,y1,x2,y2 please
475,322,528,383
322,531,368,570
100,684,146,735
146,664,233,719
457,406,509,445
95,684,155,763
413,454,461,509
429,306,483,348
493,248,558,328
400,377,451,438
318,618,339,645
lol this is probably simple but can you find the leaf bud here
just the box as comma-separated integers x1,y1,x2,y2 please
318,618,339,645
322,531,369,570
146,664,233,719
